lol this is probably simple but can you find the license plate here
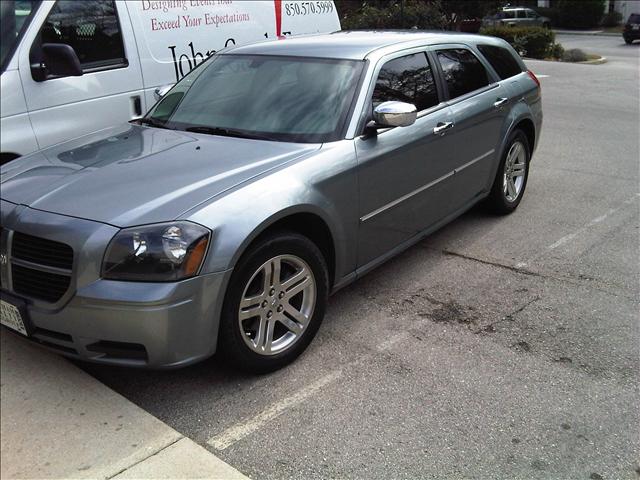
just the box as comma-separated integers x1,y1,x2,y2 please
1,299,29,336
633,24,639,30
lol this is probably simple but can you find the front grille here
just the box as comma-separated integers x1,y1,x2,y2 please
9,232,73,303
12,264,71,303
11,232,73,269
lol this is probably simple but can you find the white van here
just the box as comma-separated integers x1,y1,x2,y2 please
0,0,340,163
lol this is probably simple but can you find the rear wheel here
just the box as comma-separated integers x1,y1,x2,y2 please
218,232,328,373
624,38,633,44
486,130,530,215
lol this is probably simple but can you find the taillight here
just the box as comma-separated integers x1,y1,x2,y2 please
527,69,540,88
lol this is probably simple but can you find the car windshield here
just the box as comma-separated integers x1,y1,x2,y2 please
145,54,365,143
0,0,40,71
629,14,640,23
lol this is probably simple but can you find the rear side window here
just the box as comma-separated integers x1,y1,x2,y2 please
372,52,439,111
436,48,490,100
503,10,516,19
38,0,126,71
477,44,523,80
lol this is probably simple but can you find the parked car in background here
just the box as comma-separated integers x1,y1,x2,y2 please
1,31,542,373
0,0,340,164
483,7,551,29
623,13,640,44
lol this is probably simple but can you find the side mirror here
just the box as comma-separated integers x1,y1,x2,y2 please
31,43,83,81
372,101,417,128
154,84,174,101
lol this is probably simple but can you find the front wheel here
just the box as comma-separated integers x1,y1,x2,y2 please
486,130,530,215
218,232,328,373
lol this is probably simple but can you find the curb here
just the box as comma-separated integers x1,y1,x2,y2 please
0,332,249,480
522,55,607,64
578,55,607,64
553,30,621,37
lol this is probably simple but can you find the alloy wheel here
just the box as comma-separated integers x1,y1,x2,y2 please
503,140,527,202
238,254,316,355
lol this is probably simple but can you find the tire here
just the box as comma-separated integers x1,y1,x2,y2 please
624,38,633,45
218,231,329,373
486,130,531,215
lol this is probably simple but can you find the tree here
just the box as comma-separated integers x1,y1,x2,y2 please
440,0,502,30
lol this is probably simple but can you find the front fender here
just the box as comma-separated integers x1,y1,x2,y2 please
183,141,359,286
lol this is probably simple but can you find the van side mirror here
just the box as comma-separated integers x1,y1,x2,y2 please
372,101,418,128
31,43,83,81
154,84,174,101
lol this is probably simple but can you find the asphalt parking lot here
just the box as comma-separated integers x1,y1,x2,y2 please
82,34,639,480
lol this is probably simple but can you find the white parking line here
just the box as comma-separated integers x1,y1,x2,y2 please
208,369,343,450
517,193,639,269
207,328,422,451
536,74,550,78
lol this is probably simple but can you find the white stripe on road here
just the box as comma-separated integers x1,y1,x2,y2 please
517,193,639,268
536,74,550,78
207,328,422,451
207,369,342,450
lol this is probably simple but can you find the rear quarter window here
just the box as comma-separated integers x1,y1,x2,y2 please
477,44,523,80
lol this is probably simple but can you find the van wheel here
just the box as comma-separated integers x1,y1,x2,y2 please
218,232,328,373
486,130,530,215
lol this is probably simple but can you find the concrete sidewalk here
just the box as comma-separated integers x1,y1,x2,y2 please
0,332,248,479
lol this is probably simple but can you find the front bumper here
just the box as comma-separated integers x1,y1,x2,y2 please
1,202,231,368
3,271,231,368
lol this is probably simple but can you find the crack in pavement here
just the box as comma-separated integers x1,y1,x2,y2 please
440,249,635,301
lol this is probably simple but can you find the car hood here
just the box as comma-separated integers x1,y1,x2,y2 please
0,125,320,227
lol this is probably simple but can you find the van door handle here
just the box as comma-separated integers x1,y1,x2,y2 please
131,95,142,117
433,122,454,135
493,97,509,108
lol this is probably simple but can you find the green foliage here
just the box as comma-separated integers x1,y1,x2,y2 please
440,0,501,29
562,48,588,62
601,10,622,27
480,26,556,59
550,42,565,60
339,0,445,30
555,0,605,29
336,0,500,31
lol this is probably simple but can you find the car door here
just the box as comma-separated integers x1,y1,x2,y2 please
432,45,511,210
355,49,456,267
17,0,144,150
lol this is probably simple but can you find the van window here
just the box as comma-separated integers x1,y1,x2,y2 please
372,53,439,112
477,44,523,80
436,48,490,100
37,0,126,71
1,0,39,71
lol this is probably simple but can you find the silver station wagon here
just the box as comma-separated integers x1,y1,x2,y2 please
0,31,542,372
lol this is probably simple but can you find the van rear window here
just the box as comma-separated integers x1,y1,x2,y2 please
477,44,523,80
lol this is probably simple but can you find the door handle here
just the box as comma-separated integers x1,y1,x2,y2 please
493,97,509,108
433,121,454,135
131,95,142,117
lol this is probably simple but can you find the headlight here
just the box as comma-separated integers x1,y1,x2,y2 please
102,221,210,281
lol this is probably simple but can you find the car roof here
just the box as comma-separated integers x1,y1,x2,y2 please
223,30,503,60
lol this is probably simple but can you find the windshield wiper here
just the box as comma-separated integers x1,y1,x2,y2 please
139,117,173,129
184,125,275,141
